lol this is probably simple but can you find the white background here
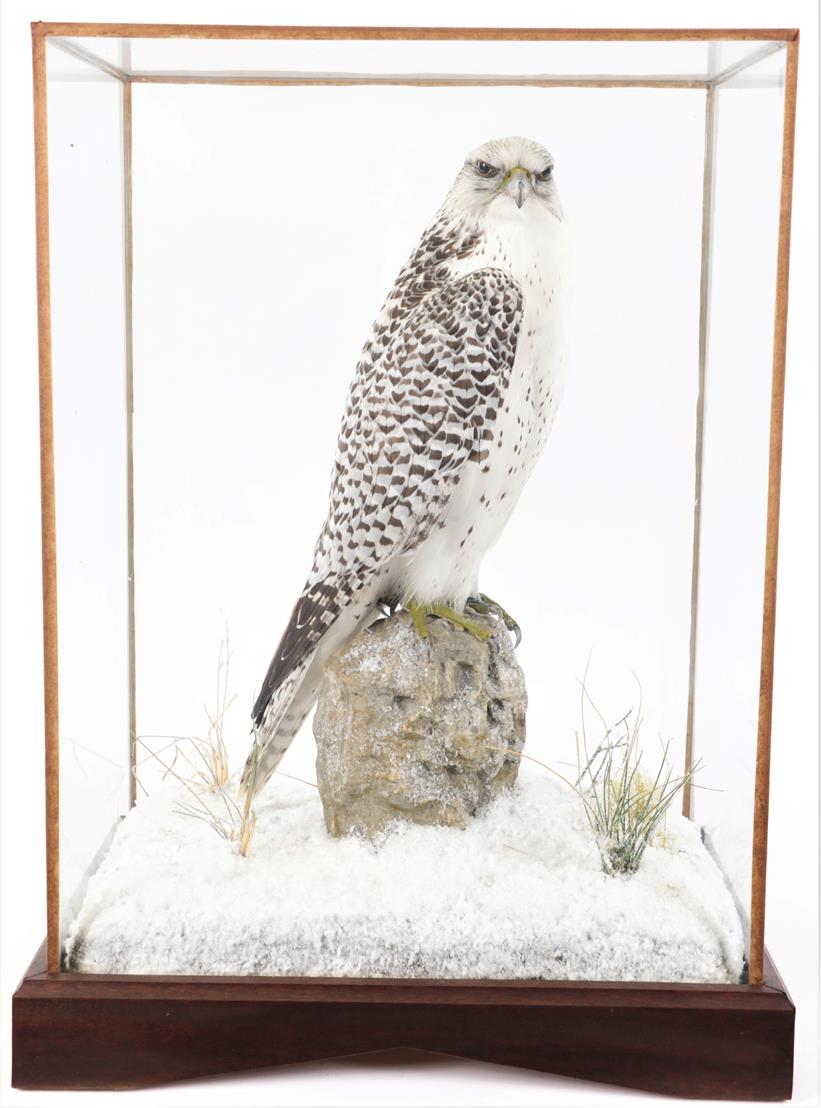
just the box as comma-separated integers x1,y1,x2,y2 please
1,1,818,1106
45,32,783,931
125,82,703,790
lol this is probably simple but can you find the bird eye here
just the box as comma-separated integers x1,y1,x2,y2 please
538,165,554,181
475,160,496,177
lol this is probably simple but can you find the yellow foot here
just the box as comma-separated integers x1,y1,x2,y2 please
466,593,522,647
404,601,491,643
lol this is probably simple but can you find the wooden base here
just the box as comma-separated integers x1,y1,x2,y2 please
12,942,794,1098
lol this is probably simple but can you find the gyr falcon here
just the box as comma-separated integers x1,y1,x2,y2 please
242,136,570,796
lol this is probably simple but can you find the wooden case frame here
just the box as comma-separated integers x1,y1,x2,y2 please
15,23,798,1098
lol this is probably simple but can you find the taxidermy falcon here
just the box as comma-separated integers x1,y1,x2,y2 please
242,135,569,797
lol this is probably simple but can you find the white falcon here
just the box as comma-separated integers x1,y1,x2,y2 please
243,136,570,796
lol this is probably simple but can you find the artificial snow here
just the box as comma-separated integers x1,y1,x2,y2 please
65,767,744,982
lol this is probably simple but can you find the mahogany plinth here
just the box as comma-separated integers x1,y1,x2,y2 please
12,942,794,1097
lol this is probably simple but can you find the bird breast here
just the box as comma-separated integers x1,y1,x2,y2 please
398,203,570,608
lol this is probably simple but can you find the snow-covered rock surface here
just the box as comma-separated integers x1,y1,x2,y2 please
315,611,526,838
66,768,744,982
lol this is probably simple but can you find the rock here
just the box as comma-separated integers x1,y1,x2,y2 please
313,610,527,838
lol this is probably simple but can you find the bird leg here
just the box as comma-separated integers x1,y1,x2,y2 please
431,603,492,642
466,593,522,647
404,600,491,643
406,600,430,640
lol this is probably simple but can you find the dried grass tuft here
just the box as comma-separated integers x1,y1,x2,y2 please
494,664,701,877
572,697,700,877
133,634,258,857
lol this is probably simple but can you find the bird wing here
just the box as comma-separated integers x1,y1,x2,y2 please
252,268,523,726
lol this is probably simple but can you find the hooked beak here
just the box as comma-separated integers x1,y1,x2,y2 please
502,166,532,209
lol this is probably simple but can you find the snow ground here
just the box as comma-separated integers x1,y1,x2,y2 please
66,767,744,982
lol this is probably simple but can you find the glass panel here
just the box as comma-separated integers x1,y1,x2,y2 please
720,44,788,85
710,41,783,78
129,81,703,961
43,32,788,982
55,35,782,81
126,39,720,78
46,41,114,81
45,42,130,947
691,48,787,952
58,35,128,69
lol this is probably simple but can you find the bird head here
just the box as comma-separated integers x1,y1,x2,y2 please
447,136,561,220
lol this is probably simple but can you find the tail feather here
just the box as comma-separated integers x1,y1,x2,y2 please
251,575,354,728
241,590,381,798
241,653,318,794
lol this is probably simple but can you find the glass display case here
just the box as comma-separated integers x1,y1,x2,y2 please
14,23,798,1099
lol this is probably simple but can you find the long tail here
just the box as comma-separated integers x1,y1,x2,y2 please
240,586,378,797
241,651,322,795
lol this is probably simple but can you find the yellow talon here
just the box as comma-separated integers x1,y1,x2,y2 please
404,601,491,643
407,601,429,640
466,592,522,647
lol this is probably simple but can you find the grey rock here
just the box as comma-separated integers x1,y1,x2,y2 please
313,610,527,838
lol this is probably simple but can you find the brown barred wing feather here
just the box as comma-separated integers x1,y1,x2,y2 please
318,268,524,579
246,268,522,789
